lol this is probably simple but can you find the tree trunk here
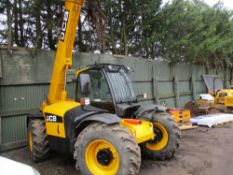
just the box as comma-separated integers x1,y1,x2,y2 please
205,59,209,74
13,0,19,46
123,25,128,56
19,0,24,47
77,20,86,52
6,0,13,47
109,9,116,54
88,0,106,53
35,0,42,49
46,0,56,50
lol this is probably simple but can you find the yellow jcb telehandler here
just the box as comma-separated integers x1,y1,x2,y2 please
27,1,181,174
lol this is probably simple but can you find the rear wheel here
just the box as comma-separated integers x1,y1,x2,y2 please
74,123,141,175
141,113,181,160
28,119,50,162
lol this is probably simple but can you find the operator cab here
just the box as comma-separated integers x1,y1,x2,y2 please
76,64,140,117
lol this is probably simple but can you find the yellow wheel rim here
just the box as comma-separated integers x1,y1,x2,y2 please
28,129,33,152
85,139,120,175
146,122,169,151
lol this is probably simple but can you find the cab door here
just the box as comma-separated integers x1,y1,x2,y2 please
76,69,115,113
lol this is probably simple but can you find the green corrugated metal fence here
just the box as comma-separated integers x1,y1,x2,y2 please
0,47,231,151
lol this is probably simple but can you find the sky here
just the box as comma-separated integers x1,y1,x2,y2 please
204,0,233,9
164,0,233,9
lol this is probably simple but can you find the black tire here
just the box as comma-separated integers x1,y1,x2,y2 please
209,104,226,114
208,108,221,114
74,122,141,175
28,119,50,162
141,113,181,160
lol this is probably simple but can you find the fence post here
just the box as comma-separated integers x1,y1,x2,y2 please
191,76,196,100
174,76,180,108
224,68,229,88
152,66,159,104
0,56,2,78
152,77,159,104
0,116,2,148
0,80,1,148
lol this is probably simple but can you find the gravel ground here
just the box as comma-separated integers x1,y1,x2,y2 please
1,124,233,175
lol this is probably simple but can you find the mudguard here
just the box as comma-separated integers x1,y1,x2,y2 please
75,113,121,130
135,104,166,119
27,112,44,126
64,106,120,136
64,106,121,153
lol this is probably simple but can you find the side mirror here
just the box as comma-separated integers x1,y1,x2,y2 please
79,74,91,95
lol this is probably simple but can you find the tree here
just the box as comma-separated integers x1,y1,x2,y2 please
1,0,233,70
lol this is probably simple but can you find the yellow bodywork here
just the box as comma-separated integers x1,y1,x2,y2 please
224,96,233,107
43,100,155,144
195,99,215,108
43,101,80,138
75,67,90,77
120,120,154,144
216,89,233,104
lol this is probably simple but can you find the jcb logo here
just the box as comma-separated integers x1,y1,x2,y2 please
46,115,57,122
60,10,69,41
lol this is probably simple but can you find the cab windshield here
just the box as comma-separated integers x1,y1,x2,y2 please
105,67,136,103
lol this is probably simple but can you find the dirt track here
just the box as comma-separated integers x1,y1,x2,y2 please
2,124,233,175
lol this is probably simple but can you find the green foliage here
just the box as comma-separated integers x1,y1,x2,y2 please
149,0,233,67
1,0,233,68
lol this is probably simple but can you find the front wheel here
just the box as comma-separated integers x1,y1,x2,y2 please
141,113,181,160
28,119,50,162
74,123,141,175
